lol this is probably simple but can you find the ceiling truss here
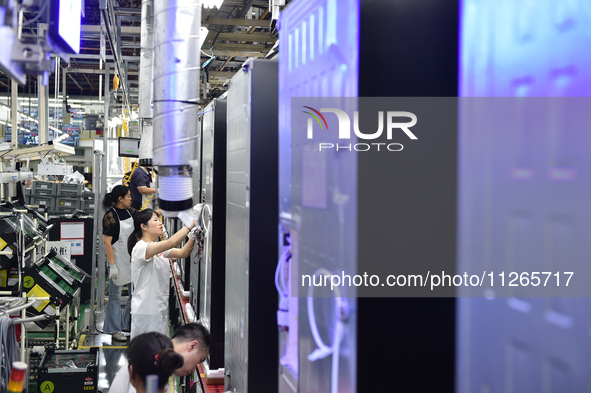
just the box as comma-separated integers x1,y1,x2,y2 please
0,0,276,104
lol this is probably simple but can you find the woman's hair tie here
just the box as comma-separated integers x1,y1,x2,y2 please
154,353,159,365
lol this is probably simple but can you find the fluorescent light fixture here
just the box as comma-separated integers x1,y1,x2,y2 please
202,0,224,9
54,132,69,142
48,0,82,55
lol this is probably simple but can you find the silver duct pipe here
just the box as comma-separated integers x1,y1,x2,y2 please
139,121,153,165
153,0,201,215
139,0,153,119
139,0,154,165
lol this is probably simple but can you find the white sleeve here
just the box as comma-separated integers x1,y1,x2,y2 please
131,241,149,264
109,365,137,393
133,240,173,260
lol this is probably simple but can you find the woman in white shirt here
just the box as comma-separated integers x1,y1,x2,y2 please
127,209,195,338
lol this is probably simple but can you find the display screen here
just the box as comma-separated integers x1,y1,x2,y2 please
118,137,140,158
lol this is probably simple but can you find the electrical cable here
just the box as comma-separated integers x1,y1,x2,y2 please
306,268,348,393
201,47,216,70
21,2,49,27
199,204,212,315
200,204,212,238
197,109,214,116
123,115,131,188
140,168,156,210
24,321,28,393
274,245,291,298
124,159,139,186
152,99,201,105
0,298,25,312
141,193,155,210
0,314,19,391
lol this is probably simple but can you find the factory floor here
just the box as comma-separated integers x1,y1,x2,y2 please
80,307,132,393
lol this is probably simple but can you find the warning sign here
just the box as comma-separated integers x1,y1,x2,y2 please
26,284,50,312
0,236,7,251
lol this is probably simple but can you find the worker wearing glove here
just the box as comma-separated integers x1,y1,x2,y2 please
129,209,197,338
188,226,200,240
102,185,136,342
109,263,119,281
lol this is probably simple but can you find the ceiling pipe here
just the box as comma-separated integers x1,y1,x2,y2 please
152,0,201,219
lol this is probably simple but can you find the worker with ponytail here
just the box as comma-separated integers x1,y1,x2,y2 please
126,332,183,393
127,209,196,338
102,185,136,341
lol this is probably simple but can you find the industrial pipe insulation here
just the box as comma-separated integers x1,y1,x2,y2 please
139,0,154,165
139,0,154,120
139,121,153,166
152,0,201,217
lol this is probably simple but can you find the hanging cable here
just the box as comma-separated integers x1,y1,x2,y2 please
274,246,290,296
124,159,139,187
275,243,291,325
307,268,349,393
140,168,157,210
122,112,132,181
201,47,215,69
0,315,19,391
21,2,49,27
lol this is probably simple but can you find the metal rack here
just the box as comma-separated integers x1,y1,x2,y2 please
0,208,81,376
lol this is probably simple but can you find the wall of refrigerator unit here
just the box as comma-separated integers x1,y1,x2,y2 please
278,0,359,392
198,97,227,373
278,1,459,393
224,58,279,393
457,1,591,392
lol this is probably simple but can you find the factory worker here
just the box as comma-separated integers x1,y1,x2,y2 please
109,323,211,393
102,185,136,341
126,332,183,393
127,209,197,338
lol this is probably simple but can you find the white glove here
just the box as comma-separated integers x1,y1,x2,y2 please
188,227,200,240
109,264,119,281
193,203,204,222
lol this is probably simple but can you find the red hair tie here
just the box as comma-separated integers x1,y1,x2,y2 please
154,354,159,365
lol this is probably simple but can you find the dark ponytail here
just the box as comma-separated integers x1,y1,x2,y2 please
127,208,157,255
102,184,129,209
127,332,183,390
156,348,184,378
